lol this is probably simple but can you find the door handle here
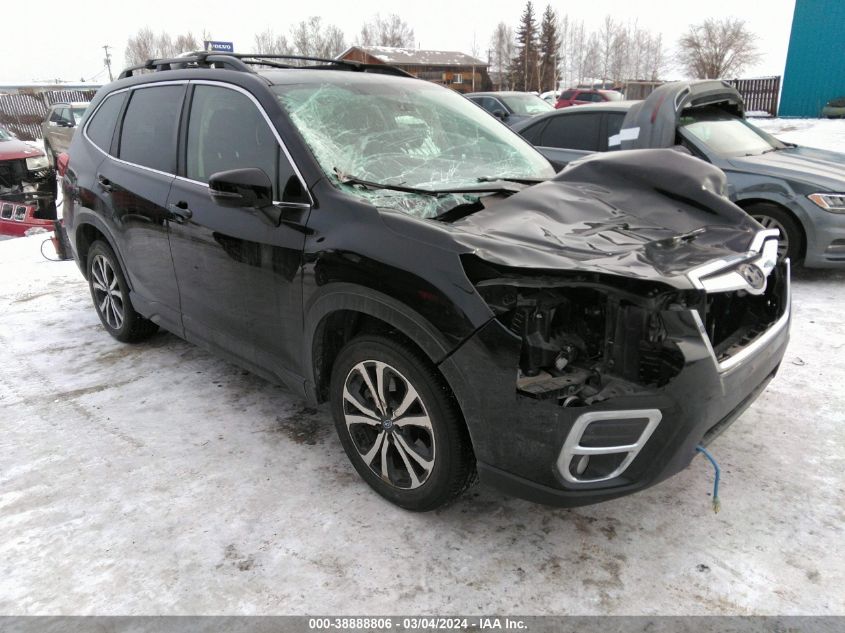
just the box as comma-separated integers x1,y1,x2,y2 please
167,201,193,223
96,174,112,192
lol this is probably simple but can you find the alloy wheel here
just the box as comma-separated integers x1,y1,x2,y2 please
342,360,436,490
751,214,789,260
91,254,124,330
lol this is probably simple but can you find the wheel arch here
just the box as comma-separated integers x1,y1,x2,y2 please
72,213,131,287
735,197,807,259
304,283,462,405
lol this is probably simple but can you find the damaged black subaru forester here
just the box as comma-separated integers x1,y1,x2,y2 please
62,53,790,511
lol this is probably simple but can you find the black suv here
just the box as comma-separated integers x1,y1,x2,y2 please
62,53,790,511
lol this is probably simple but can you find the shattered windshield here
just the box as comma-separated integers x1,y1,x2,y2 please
272,79,554,218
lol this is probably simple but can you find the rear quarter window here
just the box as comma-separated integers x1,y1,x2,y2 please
86,92,128,153
519,119,549,144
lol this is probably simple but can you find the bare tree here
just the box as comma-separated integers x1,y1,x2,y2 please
124,27,201,65
358,14,415,48
173,33,200,54
489,22,516,90
254,29,291,55
124,27,157,66
643,32,667,80
290,17,347,60
677,17,760,79
596,15,619,85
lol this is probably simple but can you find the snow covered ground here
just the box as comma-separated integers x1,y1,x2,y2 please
750,117,845,153
1,233,845,614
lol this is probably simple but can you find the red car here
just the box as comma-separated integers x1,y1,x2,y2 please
0,201,55,236
555,88,623,109
0,125,56,237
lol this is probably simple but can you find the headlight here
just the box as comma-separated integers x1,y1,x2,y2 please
808,193,845,213
26,155,49,171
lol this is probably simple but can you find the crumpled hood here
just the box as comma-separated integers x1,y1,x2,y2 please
727,145,845,191
450,149,761,286
0,138,44,161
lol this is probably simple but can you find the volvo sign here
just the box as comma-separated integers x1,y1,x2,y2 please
204,41,234,53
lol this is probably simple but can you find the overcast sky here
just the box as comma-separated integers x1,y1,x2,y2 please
5,0,796,84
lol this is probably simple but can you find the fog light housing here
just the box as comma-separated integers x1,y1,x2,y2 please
557,409,662,484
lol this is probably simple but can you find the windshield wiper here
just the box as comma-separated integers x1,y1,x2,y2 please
335,168,527,196
476,175,546,185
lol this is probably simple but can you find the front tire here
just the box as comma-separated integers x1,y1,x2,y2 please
87,240,158,342
330,335,475,511
747,202,802,264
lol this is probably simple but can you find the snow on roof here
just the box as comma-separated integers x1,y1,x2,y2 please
344,46,488,67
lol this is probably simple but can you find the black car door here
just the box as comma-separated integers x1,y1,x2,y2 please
95,83,185,332
166,82,311,382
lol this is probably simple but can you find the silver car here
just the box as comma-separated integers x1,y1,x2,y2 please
41,102,89,167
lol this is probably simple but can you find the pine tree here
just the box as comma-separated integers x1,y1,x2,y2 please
538,5,560,92
510,1,540,92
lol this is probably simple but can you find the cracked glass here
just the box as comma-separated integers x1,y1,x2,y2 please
272,79,554,218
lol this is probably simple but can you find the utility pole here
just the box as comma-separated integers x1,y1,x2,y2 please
103,45,113,82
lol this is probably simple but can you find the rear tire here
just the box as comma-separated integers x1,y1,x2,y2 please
86,240,158,343
747,202,803,264
329,335,476,511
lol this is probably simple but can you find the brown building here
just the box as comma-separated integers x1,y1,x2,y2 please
337,46,491,93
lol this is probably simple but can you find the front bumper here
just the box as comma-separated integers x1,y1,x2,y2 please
439,264,791,507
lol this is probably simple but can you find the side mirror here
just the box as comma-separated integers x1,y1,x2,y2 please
59,119,74,128
208,168,273,209
492,109,508,120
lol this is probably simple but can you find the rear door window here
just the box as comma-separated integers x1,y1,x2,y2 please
539,113,602,151
86,92,128,153
119,86,184,173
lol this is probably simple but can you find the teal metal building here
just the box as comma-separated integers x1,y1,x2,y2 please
780,0,845,117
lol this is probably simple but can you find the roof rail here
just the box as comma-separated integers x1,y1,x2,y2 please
118,51,413,79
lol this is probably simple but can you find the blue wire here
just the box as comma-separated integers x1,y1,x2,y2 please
696,445,721,513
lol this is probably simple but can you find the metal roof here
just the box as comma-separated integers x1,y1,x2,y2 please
340,46,488,68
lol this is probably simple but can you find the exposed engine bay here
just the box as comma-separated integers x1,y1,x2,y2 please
0,159,57,220
466,257,788,407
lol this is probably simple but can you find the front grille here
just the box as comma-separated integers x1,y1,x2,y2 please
700,263,787,363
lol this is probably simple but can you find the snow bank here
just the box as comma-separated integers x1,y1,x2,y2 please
750,117,845,153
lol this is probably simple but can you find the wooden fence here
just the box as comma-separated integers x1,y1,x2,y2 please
0,87,99,141
725,76,781,117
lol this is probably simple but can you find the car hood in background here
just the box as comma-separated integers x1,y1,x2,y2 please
449,149,761,287
727,145,845,191
619,80,744,151
0,138,44,161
